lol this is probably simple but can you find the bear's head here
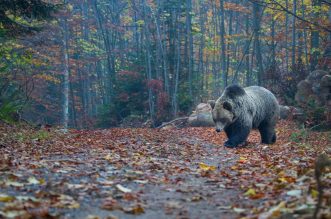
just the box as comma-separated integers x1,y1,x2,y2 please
208,100,234,132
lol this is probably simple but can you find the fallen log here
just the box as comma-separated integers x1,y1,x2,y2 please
156,117,188,129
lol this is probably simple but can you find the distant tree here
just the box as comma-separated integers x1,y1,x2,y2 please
0,0,57,123
0,0,56,37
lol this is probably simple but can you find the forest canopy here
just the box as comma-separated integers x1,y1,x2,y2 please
0,0,330,128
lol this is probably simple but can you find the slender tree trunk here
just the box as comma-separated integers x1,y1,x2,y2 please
292,0,297,68
301,0,309,66
62,3,70,130
285,0,289,72
226,9,233,85
271,17,276,66
220,0,227,88
198,2,206,92
143,0,155,123
153,3,169,94
173,24,181,116
253,2,264,86
69,81,77,128
245,14,251,86
93,0,113,104
311,0,321,70
186,0,193,99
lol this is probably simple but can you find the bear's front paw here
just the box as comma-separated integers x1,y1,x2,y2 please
224,140,237,148
224,140,248,148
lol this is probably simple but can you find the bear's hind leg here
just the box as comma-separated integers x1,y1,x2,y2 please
258,123,276,144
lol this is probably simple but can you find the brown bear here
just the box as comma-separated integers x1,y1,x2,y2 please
208,85,279,148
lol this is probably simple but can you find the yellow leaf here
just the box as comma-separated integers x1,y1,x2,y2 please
238,157,247,163
311,189,319,199
244,188,256,197
199,163,216,171
278,177,288,183
231,165,238,170
0,194,15,202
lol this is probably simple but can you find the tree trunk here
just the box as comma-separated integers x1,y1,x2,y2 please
220,0,227,88
271,17,276,66
301,0,309,67
253,2,264,86
173,23,181,117
292,0,297,68
310,0,321,71
245,14,251,86
61,3,70,130
285,0,289,72
143,0,155,123
186,0,193,100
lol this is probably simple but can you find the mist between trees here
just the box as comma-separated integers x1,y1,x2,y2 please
0,0,330,128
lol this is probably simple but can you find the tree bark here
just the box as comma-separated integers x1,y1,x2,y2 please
61,2,70,130
220,0,227,88
253,2,264,86
292,0,297,68
311,0,321,71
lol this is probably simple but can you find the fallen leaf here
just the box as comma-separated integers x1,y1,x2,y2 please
190,195,203,202
122,204,145,214
116,184,132,193
233,207,246,213
0,194,14,202
244,188,256,197
218,205,232,211
199,162,216,171
66,183,86,189
286,190,302,197
5,181,24,187
0,210,27,218
27,177,40,185
101,198,121,211
238,156,247,163
53,194,80,209
133,180,148,184
16,196,39,202
258,201,287,219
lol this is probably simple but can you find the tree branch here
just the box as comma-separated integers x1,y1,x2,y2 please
248,0,331,33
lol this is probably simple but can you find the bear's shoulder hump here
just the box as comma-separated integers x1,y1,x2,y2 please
224,84,246,98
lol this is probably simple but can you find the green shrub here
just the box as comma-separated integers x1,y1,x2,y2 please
96,104,119,128
290,128,309,143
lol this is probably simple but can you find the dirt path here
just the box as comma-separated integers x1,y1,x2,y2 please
0,121,330,218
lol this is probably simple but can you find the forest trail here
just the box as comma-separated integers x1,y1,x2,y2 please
0,121,330,218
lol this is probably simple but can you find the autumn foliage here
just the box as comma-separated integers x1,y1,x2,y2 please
0,120,330,218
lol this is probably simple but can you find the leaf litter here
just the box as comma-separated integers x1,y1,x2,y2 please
0,120,330,218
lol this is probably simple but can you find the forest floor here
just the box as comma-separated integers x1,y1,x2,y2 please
0,120,330,219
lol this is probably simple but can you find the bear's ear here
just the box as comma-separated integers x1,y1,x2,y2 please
223,101,232,111
208,100,215,109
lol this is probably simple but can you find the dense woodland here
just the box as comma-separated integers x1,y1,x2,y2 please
0,1,331,218
0,0,330,128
